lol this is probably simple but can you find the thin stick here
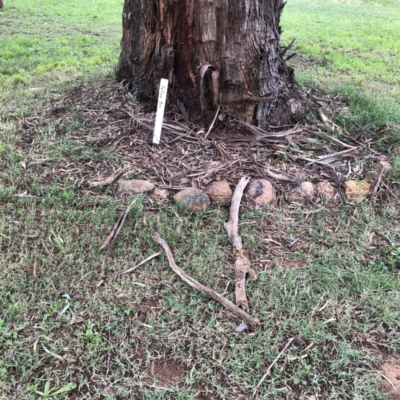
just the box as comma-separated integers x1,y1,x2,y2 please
88,167,127,188
100,199,136,277
253,338,295,397
204,105,220,139
152,233,260,328
120,252,161,275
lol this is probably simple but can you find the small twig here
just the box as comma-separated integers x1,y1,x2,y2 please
100,199,136,277
152,233,260,328
305,128,355,149
88,167,127,188
315,147,358,161
281,38,296,57
253,338,295,397
204,105,220,139
33,257,37,279
120,252,161,275
290,207,325,215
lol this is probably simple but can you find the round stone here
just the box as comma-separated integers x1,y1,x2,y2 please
204,181,233,204
246,179,275,206
174,188,210,212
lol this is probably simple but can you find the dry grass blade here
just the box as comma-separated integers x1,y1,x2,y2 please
40,239,53,258
205,105,221,139
152,233,261,329
120,252,161,275
253,338,295,396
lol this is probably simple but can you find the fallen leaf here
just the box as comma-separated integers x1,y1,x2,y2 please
379,161,392,170
235,323,249,333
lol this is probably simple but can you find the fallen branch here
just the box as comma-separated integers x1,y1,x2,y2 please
152,233,260,329
88,167,127,188
120,252,161,275
225,177,257,311
225,177,250,253
100,199,136,277
253,337,295,397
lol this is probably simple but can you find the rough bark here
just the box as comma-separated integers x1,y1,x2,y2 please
116,0,306,128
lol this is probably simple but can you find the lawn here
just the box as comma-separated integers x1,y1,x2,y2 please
1,0,400,399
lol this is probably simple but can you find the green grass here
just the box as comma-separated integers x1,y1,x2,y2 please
0,0,122,118
1,0,400,398
282,0,400,129
1,194,400,399
0,0,121,81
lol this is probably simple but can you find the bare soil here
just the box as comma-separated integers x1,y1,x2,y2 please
151,359,185,386
380,360,400,399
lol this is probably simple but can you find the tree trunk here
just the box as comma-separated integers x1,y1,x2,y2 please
116,1,306,128
0,0,4,9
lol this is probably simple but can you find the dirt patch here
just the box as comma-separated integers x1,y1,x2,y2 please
380,361,400,399
150,359,184,386
195,394,212,400
137,297,161,322
139,297,160,310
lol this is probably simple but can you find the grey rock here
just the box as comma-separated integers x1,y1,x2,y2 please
174,188,210,212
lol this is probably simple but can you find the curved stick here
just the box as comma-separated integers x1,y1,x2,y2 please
153,233,260,329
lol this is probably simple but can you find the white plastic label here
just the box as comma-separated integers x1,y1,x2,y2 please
153,78,169,145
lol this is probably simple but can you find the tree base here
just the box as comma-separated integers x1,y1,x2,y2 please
116,0,307,129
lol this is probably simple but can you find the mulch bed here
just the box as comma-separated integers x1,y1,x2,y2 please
17,80,394,207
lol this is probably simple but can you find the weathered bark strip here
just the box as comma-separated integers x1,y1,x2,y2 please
235,255,257,310
153,233,260,329
116,0,307,128
225,177,257,311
